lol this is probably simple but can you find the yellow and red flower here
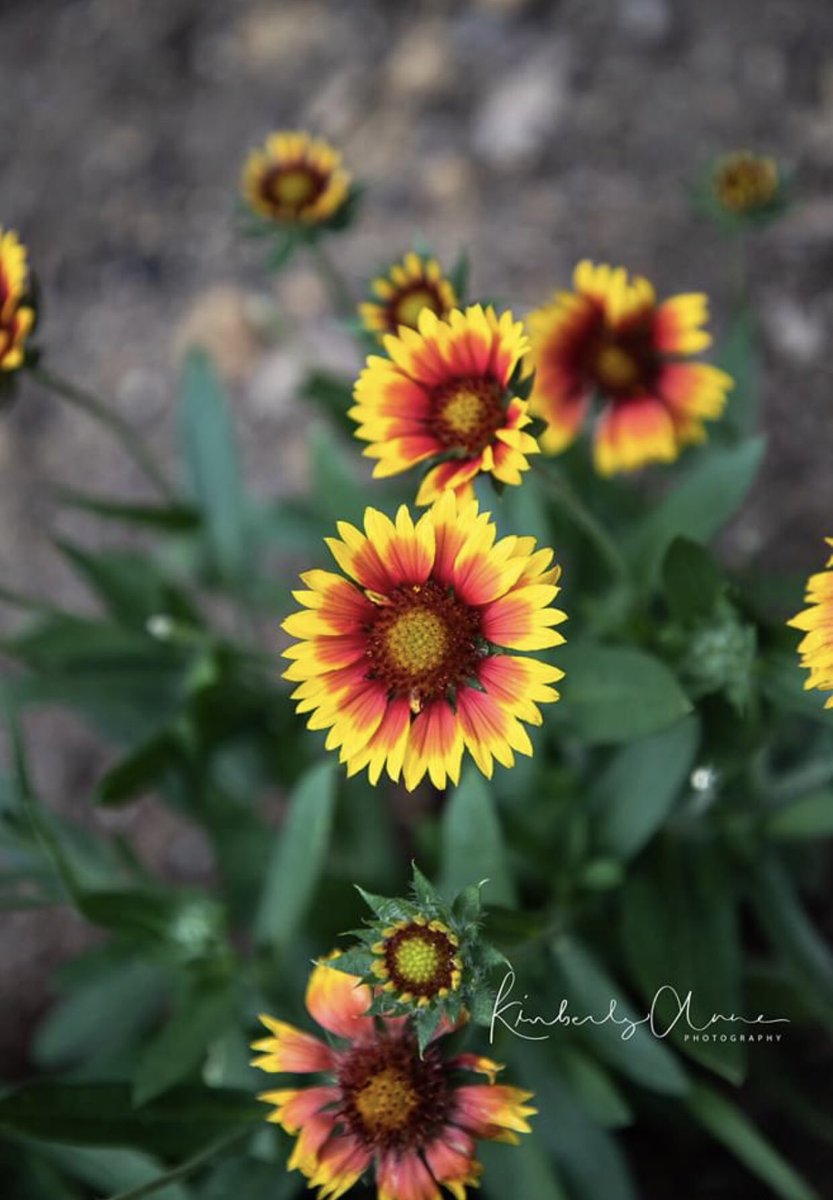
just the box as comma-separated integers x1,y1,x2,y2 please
242,131,351,226
371,916,463,1006
359,253,458,341
282,491,565,790
351,305,539,505
712,151,780,218
0,228,35,373
527,260,733,476
254,958,535,1200
788,539,833,708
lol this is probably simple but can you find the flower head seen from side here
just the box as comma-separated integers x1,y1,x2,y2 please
711,151,782,221
527,260,734,476
253,959,535,1200
242,131,351,227
359,252,458,342
0,228,35,374
351,304,539,506
788,539,833,708
281,492,565,790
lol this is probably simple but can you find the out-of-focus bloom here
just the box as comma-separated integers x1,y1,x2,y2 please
242,131,351,227
253,959,535,1200
0,228,35,373
371,916,463,1006
351,305,539,505
712,151,780,219
359,252,458,341
788,539,833,708
282,492,565,790
527,260,733,475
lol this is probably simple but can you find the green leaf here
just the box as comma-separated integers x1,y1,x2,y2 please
554,1044,632,1128
765,791,833,840
301,369,355,435
255,761,337,950
0,1083,261,1157
661,537,725,622
688,1082,819,1200
54,487,199,531
133,983,235,1105
35,1145,187,1200
627,437,765,585
95,732,184,807
592,716,699,858
307,422,366,524
558,643,692,744
750,857,833,1017
54,540,199,628
177,349,250,583
550,936,689,1096
34,959,166,1069
481,1132,569,1200
620,844,745,1082
440,769,516,907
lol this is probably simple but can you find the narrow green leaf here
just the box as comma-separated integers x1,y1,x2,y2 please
95,733,183,807
751,857,833,1015
620,844,745,1082
765,791,833,840
661,537,725,622
717,307,761,438
554,1044,633,1128
0,1083,261,1157
255,762,337,949
627,438,765,584
481,1132,569,1200
177,349,249,582
558,643,692,744
440,769,516,907
133,984,234,1106
550,937,689,1096
54,487,199,531
688,1082,819,1200
592,716,699,858
35,1145,187,1200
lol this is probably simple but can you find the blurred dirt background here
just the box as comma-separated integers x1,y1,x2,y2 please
2,0,833,1141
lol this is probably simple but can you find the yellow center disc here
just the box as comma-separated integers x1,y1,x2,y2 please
384,608,448,675
354,1067,419,1133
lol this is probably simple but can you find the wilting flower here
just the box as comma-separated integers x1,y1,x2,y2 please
282,491,565,790
242,131,351,227
359,252,458,341
712,151,781,219
527,261,733,475
253,959,535,1199
788,539,833,708
0,228,35,373
351,305,539,505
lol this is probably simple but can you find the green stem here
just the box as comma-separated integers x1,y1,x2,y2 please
31,365,176,501
0,583,61,614
105,1127,249,1200
536,461,630,584
310,241,353,318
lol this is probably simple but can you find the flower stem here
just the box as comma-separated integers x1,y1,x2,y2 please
536,461,630,584
310,241,353,318
104,1127,249,1200
31,364,176,501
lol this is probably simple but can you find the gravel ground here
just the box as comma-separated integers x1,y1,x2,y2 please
2,0,833,1127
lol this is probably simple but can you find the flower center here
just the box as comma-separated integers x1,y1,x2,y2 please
381,921,461,999
384,609,448,675
354,1067,419,1133
393,286,442,331
266,165,320,211
431,375,505,455
593,343,639,391
365,580,482,707
338,1033,452,1151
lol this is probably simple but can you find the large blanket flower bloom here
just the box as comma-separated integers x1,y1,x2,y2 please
282,492,565,789
253,959,536,1200
351,305,539,506
527,260,733,475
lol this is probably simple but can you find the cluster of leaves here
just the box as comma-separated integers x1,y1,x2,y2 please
0,236,831,1200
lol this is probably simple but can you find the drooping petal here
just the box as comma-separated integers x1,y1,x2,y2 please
305,960,374,1042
